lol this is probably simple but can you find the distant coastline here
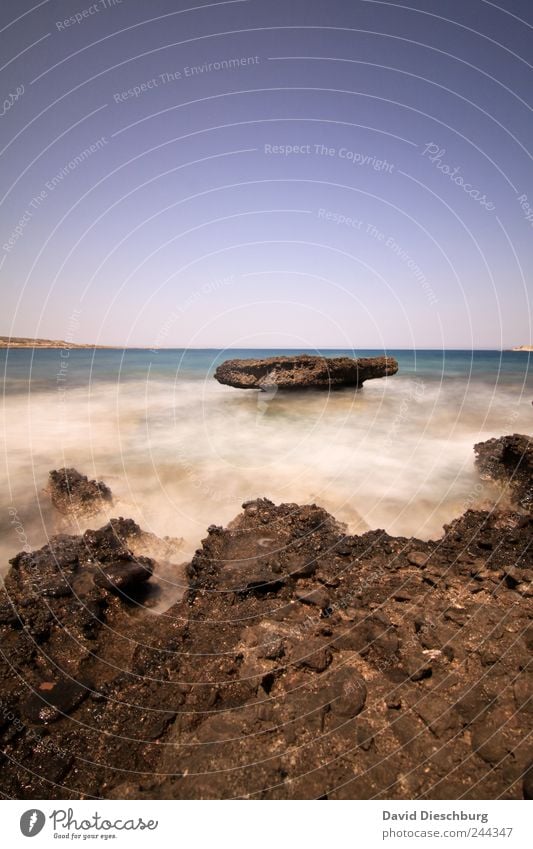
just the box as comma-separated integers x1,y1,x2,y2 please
0,336,119,349
1,337,531,352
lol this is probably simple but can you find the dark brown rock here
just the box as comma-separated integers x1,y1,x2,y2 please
404,653,433,681
329,668,367,717
93,556,153,592
407,550,429,567
214,354,398,390
474,434,532,509
290,638,333,672
296,587,331,609
22,677,89,725
47,467,112,516
524,763,533,799
1,449,532,800
471,721,511,765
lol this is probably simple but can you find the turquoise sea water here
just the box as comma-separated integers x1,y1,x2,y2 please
1,348,532,572
2,347,532,391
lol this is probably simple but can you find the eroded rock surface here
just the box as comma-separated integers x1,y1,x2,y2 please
47,468,113,517
214,354,399,390
474,434,532,509
1,487,531,799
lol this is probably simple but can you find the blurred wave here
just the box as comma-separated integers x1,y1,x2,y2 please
1,349,531,572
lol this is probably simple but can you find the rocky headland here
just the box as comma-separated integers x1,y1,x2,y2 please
214,354,399,390
0,436,531,800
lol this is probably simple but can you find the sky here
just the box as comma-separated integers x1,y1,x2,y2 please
1,0,532,349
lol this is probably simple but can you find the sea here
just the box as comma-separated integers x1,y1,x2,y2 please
1,348,531,572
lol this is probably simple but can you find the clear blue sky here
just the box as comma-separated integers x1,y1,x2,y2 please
1,0,532,348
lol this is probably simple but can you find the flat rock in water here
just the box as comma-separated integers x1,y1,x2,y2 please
214,354,398,390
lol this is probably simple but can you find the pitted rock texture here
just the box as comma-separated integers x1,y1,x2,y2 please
474,434,533,510
47,468,113,517
0,491,531,800
214,354,399,390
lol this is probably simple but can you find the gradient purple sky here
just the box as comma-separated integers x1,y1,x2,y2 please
1,0,532,348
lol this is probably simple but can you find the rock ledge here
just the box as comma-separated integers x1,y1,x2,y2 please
214,354,398,390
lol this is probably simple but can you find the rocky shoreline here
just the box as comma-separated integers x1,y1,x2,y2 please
0,435,531,799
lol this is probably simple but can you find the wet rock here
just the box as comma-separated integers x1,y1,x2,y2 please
214,354,398,390
93,556,153,592
474,434,532,509
40,576,73,598
48,467,112,516
1,448,532,800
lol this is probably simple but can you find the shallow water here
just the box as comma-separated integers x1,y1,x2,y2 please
1,348,531,571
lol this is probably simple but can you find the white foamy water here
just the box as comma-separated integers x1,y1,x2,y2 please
2,367,531,573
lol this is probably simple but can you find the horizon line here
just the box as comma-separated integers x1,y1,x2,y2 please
1,343,530,352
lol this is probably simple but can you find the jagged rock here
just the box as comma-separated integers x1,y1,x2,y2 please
214,354,398,390
47,467,112,516
1,449,532,800
474,434,532,509
2,518,156,656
